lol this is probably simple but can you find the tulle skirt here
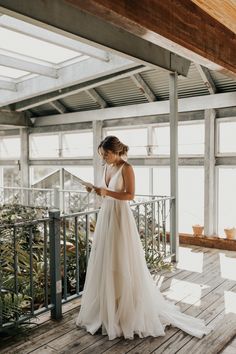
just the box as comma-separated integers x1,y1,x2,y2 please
76,198,211,340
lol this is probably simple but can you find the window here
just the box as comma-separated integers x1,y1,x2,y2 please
30,134,59,158
218,167,236,237
153,122,204,156
178,123,204,155
62,131,93,157
0,136,20,159
153,126,170,155
153,167,204,233
133,167,150,195
105,128,147,156
179,167,204,233
218,120,236,154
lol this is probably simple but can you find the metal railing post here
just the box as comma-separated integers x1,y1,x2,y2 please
49,209,62,320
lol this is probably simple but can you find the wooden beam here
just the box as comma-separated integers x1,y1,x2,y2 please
0,79,17,91
204,109,216,236
195,64,217,94
0,15,109,62
49,100,67,114
67,0,236,77
131,74,156,102
0,111,31,126
0,0,191,76
169,72,179,262
86,88,107,108
0,54,135,107
11,65,147,111
0,51,58,78
191,0,236,35
34,92,236,126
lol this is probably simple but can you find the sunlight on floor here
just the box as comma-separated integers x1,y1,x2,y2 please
163,278,209,305
224,291,236,314
177,247,204,273
220,253,236,281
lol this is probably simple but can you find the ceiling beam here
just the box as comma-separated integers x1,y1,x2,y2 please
0,111,32,126
0,15,109,62
194,64,217,94
49,100,67,114
0,54,135,107
0,52,58,78
66,0,236,78
9,65,148,111
0,79,17,91
34,92,236,126
0,0,191,76
86,88,107,108
131,74,156,102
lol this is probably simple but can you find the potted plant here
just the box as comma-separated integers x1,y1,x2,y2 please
224,227,236,240
192,224,204,237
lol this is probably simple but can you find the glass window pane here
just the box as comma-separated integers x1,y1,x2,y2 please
62,132,93,157
153,123,204,156
106,129,147,156
179,167,204,233
153,126,170,155
30,134,59,158
218,167,236,237
178,123,204,155
0,137,20,158
218,121,236,153
153,167,170,196
3,167,21,187
153,167,204,234
133,167,149,195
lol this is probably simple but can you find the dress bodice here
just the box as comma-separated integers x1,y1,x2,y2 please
102,163,125,193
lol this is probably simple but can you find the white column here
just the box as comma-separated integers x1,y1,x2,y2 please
20,128,29,205
147,126,154,195
204,109,216,236
169,72,179,262
93,120,103,186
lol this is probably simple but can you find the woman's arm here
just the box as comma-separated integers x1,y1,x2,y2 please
94,164,135,200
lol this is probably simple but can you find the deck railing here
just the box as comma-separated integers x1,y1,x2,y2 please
0,195,175,330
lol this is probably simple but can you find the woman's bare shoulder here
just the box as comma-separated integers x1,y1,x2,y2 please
122,162,134,174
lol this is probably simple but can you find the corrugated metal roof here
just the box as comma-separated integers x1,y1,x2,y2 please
29,63,236,116
210,70,236,92
95,77,149,106
141,63,209,100
30,103,58,116
60,91,100,111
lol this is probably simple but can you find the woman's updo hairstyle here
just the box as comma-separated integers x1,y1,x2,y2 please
98,136,129,159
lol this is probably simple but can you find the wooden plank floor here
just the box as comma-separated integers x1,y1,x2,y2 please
1,245,236,354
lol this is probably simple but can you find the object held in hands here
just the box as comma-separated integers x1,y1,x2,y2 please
77,177,94,191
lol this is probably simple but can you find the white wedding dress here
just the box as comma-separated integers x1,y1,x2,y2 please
76,164,211,340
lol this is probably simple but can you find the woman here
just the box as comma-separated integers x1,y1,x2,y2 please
76,136,211,340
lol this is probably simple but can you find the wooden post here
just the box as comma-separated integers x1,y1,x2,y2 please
20,128,29,205
169,72,179,262
49,209,62,320
204,109,216,236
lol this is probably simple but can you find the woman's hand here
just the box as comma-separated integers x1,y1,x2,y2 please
94,187,107,197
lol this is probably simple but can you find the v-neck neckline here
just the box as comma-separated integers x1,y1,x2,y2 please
105,163,124,187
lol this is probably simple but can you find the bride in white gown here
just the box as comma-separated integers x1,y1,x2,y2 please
76,136,211,340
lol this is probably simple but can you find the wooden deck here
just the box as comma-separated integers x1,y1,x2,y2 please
1,245,236,354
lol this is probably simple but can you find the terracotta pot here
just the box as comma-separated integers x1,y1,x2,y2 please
224,227,236,240
192,225,204,237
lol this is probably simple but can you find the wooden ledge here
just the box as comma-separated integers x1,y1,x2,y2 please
179,233,236,251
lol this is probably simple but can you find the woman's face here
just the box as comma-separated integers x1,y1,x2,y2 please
99,147,118,165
